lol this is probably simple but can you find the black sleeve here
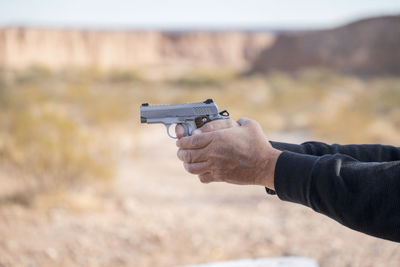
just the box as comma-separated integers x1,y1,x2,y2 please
274,150,400,242
270,141,400,162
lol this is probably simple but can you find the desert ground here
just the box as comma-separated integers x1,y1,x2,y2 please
1,126,400,267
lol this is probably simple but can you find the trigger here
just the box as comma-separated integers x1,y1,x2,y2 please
182,124,190,137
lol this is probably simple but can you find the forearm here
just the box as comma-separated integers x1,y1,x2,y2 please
270,141,400,162
274,150,400,242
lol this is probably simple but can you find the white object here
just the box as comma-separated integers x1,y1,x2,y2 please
180,257,318,267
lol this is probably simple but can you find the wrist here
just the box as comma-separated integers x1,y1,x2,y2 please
256,148,281,189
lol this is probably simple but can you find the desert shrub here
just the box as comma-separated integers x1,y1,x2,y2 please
0,71,121,200
14,65,53,85
64,81,133,125
368,78,400,117
8,104,111,184
0,67,6,89
105,69,144,83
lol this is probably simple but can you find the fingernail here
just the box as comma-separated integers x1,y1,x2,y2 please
192,129,202,135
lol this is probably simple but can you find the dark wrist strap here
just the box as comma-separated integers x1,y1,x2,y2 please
265,187,276,195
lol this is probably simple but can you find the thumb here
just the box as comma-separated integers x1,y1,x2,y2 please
192,129,202,135
237,117,252,126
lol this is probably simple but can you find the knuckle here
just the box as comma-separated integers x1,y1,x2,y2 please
187,165,195,174
207,152,217,162
237,117,246,125
185,150,193,163
177,138,187,148
212,175,220,181
199,175,211,183
190,136,199,147
208,149,221,162
202,119,234,132
213,168,224,180
212,143,226,156
184,163,194,174
249,119,260,128
211,131,221,142
202,123,213,132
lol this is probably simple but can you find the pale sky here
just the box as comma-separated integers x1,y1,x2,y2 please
1,0,400,30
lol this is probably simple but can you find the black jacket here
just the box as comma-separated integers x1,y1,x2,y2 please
270,141,400,242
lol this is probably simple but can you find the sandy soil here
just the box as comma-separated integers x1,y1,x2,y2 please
0,128,399,267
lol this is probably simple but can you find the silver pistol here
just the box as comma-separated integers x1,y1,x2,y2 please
140,99,230,138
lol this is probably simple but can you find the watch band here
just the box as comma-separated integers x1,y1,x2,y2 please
265,187,276,195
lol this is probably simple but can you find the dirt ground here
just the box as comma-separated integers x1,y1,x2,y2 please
0,128,399,267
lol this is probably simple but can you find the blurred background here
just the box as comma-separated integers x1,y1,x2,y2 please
0,1,400,266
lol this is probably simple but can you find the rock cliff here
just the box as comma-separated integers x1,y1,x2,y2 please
0,28,274,70
250,15,400,76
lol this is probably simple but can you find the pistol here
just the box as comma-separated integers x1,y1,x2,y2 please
140,99,230,138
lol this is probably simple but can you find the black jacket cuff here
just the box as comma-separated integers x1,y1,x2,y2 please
274,151,320,206
270,141,305,154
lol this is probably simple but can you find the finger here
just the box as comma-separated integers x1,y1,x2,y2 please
177,149,208,163
237,117,261,132
198,173,221,183
175,124,185,139
237,117,252,126
176,132,214,149
199,118,239,133
183,162,210,175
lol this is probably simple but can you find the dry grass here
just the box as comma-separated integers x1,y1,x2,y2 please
0,66,399,266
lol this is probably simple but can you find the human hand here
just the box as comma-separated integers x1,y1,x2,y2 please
175,118,239,139
175,118,281,189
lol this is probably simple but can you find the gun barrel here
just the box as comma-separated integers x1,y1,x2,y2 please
140,99,219,122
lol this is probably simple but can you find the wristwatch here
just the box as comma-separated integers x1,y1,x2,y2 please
265,187,276,195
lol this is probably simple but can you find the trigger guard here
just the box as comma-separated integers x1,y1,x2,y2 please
166,124,178,139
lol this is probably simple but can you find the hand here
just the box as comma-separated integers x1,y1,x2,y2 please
175,118,239,139
175,118,281,189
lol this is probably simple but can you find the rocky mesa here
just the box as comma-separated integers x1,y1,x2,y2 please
0,28,274,70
